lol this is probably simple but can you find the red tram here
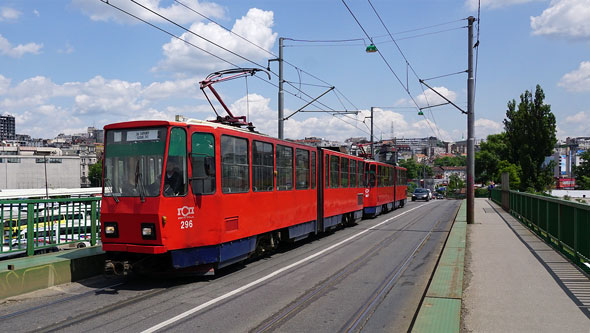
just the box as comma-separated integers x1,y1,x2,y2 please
100,119,407,274
99,69,407,274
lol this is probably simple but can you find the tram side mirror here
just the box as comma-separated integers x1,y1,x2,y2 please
204,156,215,176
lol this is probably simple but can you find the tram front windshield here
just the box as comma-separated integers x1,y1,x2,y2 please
104,127,167,197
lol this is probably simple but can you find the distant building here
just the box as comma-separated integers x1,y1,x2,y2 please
0,155,80,189
0,114,16,140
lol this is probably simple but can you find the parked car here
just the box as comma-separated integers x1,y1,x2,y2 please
412,188,430,201
435,192,444,199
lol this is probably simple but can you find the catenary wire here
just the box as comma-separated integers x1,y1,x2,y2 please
100,0,335,116
173,0,360,112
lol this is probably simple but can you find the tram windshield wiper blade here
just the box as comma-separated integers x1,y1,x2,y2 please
104,178,119,203
135,162,146,203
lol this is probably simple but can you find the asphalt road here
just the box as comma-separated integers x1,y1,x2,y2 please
0,199,460,332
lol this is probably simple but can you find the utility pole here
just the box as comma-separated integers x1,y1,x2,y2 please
278,37,284,139
467,16,475,224
44,155,49,199
370,107,374,158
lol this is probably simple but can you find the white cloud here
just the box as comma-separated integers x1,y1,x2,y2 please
0,34,42,58
558,61,590,91
33,9,40,17
155,8,277,75
416,86,457,108
475,118,503,139
560,111,590,137
466,0,541,10
0,7,21,21
531,0,590,39
564,111,588,123
58,42,75,54
227,97,453,141
0,75,207,138
72,0,224,25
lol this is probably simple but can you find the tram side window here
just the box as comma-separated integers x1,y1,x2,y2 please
221,135,249,193
277,145,293,191
390,167,394,186
330,155,339,188
340,157,349,188
311,152,316,189
191,133,216,195
364,163,370,187
164,128,188,197
369,164,376,188
252,141,274,192
325,155,330,188
295,149,310,190
358,161,364,187
350,159,356,188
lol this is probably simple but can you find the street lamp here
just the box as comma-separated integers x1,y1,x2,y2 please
365,43,377,53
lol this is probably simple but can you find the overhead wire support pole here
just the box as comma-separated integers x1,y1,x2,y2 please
467,16,476,225
370,107,374,158
278,37,284,139
283,87,335,120
419,79,467,114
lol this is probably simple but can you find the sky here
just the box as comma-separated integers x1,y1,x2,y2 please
0,0,589,142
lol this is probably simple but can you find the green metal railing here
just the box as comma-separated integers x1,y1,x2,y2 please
1,197,101,256
492,188,590,270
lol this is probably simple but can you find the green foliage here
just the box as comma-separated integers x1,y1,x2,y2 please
496,160,521,190
89,160,103,187
503,85,557,192
475,188,489,197
433,156,465,167
399,158,433,179
407,182,417,195
574,151,590,189
577,176,590,190
448,174,465,192
475,132,509,184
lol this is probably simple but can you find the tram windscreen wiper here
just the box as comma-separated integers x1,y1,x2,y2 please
135,162,146,203
104,178,119,203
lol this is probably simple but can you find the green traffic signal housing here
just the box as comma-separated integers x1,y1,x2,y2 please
365,44,377,53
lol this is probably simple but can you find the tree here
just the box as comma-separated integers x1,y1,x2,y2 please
399,158,432,179
448,174,465,193
495,160,521,190
475,132,509,184
574,151,590,189
503,85,556,191
89,160,103,187
434,156,465,167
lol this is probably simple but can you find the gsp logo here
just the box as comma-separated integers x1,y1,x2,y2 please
177,206,194,218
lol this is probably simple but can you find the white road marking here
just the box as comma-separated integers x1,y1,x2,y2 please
142,201,433,333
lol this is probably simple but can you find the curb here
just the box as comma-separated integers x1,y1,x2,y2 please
0,246,105,300
412,200,466,332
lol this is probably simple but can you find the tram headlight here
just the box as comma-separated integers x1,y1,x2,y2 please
141,223,156,240
104,222,118,238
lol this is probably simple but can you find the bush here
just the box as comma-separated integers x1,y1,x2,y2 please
475,188,489,197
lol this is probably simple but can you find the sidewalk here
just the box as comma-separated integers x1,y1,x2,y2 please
462,198,590,332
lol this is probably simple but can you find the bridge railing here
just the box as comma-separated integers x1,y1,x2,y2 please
492,188,590,269
0,197,101,257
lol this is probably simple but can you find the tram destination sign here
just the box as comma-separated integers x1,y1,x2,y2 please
127,129,158,141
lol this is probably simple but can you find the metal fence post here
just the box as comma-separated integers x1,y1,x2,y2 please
91,200,97,246
26,202,34,256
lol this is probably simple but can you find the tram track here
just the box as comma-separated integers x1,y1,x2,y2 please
250,201,450,333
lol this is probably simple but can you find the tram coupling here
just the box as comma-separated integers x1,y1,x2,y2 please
105,260,131,276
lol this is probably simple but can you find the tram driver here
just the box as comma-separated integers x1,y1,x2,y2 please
164,158,184,196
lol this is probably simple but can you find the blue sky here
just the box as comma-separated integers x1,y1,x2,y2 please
1,0,589,142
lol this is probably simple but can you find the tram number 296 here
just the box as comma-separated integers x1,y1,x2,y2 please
180,220,193,229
